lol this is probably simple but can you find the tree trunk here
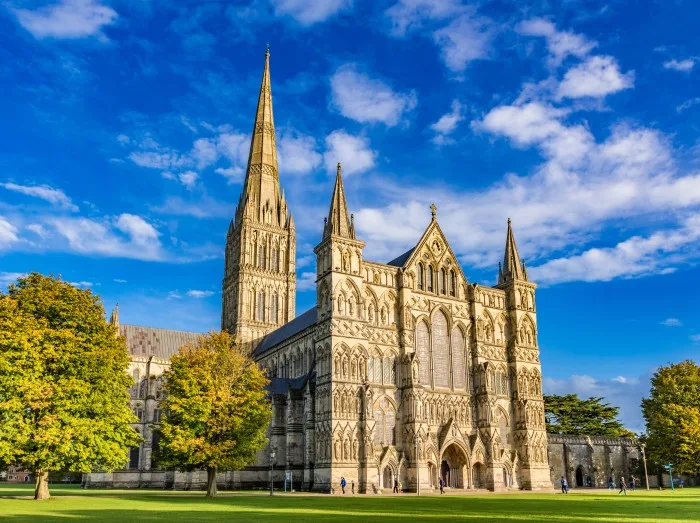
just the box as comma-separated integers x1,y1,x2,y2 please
34,470,50,500
206,466,217,498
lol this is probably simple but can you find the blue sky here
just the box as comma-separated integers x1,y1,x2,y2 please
1,0,699,432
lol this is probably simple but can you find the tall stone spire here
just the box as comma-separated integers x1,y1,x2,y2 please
499,218,527,284
222,48,296,350
324,163,355,240
237,47,282,225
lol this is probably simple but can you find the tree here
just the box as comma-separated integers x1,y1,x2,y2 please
642,360,700,475
544,394,635,437
0,273,140,500
156,331,271,497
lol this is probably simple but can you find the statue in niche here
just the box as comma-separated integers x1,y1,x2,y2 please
334,439,340,460
353,439,358,460
343,252,350,272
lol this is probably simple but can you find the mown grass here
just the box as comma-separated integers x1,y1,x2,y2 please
1,484,698,522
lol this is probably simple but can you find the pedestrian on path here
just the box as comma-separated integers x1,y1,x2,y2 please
340,477,346,494
351,480,355,494
560,476,568,494
393,479,399,494
439,477,445,494
618,476,627,496
608,476,614,490
630,477,636,491
398,481,402,493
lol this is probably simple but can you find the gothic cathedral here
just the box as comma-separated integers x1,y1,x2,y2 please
220,51,552,493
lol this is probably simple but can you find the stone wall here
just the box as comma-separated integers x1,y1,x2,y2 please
547,434,638,488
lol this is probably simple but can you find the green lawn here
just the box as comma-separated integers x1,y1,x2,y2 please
1,484,698,522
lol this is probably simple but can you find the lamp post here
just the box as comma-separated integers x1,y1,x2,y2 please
415,436,421,496
640,443,650,491
269,449,276,496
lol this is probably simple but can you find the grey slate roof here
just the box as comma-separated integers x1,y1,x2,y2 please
254,307,317,357
120,324,202,359
386,247,414,267
268,370,316,395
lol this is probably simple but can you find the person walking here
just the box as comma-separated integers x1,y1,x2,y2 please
340,477,346,494
618,476,627,496
393,479,399,494
439,477,445,494
351,480,355,494
560,476,568,494
608,476,614,490
398,480,402,493
630,477,636,491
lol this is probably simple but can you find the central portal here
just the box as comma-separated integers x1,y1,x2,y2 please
440,444,469,488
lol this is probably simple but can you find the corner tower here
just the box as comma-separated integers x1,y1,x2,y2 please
222,49,296,350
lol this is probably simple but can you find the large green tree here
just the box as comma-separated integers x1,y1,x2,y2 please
0,274,140,500
544,394,634,437
642,360,700,474
156,331,271,497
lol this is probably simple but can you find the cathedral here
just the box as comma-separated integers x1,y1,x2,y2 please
84,50,637,492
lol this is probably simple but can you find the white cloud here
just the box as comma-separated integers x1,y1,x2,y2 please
296,271,316,291
660,318,682,327
69,281,93,288
663,58,695,72
186,290,215,298
113,278,127,283
385,0,464,37
26,223,49,238
278,131,322,174
116,134,130,145
177,171,199,189
677,97,700,113
52,214,163,261
517,18,597,66
557,56,634,99
330,64,417,126
0,218,20,248
543,373,648,433
215,167,245,184
432,13,493,73
128,150,188,171
324,131,377,175
167,291,183,300
12,0,118,40
690,334,700,342
0,272,25,287
271,0,352,25
1,182,78,211
431,100,463,144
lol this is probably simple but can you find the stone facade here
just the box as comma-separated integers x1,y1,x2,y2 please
547,435,638,488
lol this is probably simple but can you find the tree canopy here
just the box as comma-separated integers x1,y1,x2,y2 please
0,273,140,500
156,331,271,497
642,360,700,475
544,394,634,437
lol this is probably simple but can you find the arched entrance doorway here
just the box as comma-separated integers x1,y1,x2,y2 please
502,466,512,488
440,444,468,488
382,466,393,489
472,463,483,488
575,466,584,488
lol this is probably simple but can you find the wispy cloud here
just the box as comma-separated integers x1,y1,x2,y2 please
557,56,634,99
0,218,20,248
663,58,695,72
11,0,118,40
186,289,215,298
271,0,352,25
1,182,78,211
430,100,464,145
330,64,417,126
660,318,682,327
517,18,597,66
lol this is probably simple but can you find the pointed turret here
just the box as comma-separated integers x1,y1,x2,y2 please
499,218,527,284
110,304,120,331
237,47,282,226
324,163,355,240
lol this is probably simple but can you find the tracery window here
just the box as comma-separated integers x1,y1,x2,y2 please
383,357,391,385
451,327,466,390
374,357,382,384
432,311,450,388
427,266,434,292
440,268,447,295
257,291,265,322
258,245,266,269
368,357,375,382
271,247,278,272
416,321,431,387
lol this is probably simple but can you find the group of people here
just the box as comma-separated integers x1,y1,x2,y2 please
560,475,636,495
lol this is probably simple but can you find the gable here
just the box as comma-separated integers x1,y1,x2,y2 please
402,219,469,286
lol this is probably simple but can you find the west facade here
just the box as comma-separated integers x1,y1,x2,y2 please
84,50,638,492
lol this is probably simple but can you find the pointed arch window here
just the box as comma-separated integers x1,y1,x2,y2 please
257,291,265,322
416,321,431,387
271,293,278,323
451,327,466,390
417,263,425,290
450,270,456,297
432,311,450,388
258,245,266,269
440,268,447,295
427,266,434,292
271,247,278,272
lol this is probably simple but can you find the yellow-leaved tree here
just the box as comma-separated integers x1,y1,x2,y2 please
0,273,141,500
156,331,271,497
